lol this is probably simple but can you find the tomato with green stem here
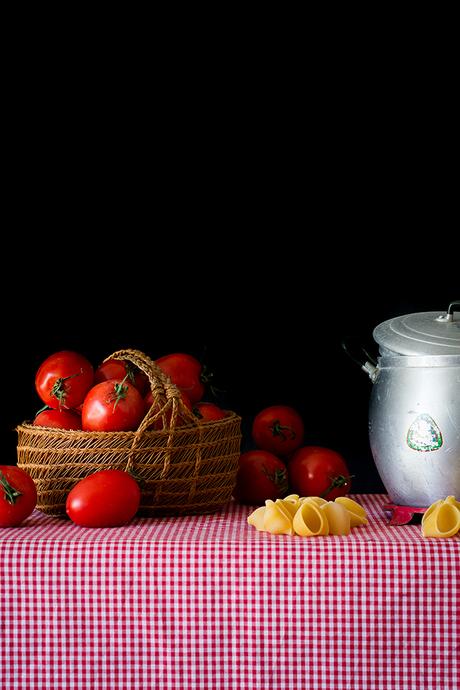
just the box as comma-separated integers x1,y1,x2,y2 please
35,351,94,410
0,466,37,527
82,376,145,432
252,405,304,457
234,450,288,504
288,446,352,500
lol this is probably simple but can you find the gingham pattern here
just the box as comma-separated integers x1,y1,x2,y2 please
1,494,458,690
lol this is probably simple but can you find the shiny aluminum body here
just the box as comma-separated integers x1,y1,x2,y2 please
369,354,460,506
344,302,460,508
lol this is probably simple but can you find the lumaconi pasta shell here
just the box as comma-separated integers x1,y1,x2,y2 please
444,495,460,511
421,498,444,526
283,494,300,503
279,496,301,518
335,497,368,527
247,494,370,537
299,496,328,507
422,500,460,538
293,501,329,537
247,505,266,531
319,501,351,535
263,499,295,535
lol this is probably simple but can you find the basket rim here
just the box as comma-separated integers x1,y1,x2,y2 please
16,410,241,437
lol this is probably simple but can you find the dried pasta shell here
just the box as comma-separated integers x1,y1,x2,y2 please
319,501,351,535
422,502,460,538
293,501,329,537
335,497,368,527
284,494,300,503
421,498,444,526
422,497,460,528
247,506,266,531
444,495,460,511
263,499,295,535
299,496,328,507
279,496,301,518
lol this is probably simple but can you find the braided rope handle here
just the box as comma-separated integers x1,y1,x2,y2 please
105,349,199,475
105,349,198,432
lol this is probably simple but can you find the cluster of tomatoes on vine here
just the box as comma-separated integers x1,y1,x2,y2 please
234,405,352,505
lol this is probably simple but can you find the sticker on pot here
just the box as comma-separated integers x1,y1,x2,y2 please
407,413,443,452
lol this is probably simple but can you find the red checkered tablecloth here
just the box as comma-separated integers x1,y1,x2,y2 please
0,494,458,690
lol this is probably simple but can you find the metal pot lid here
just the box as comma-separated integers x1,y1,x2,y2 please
373,300,460,356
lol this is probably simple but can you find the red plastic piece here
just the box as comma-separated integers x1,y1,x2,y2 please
382,503,427,526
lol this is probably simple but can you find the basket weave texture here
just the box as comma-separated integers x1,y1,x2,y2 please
16,349,242,517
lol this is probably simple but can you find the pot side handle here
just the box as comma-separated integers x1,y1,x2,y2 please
341,338,379,383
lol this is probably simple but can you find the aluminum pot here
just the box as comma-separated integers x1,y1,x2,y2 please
346,301,460,507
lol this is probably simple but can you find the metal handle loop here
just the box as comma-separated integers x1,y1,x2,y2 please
436,300,460,323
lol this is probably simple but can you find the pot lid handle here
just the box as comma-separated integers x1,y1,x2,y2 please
436,300,460,323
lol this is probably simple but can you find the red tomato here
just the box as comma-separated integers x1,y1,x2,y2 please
194,402,227,421
155,353,205,404
35,351,94,410
33,408,82,430
144,389,193,429
82,379,145,432
288,446,352,500
233,450,288,504
252,405,304,456
0,466,37,527
94,359,149,395
66,470,141,527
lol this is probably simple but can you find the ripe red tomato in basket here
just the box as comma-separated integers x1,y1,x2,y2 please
288,446,352,500
66,470,141,527
35,351,94,410
82,379,146,432
144,389,193,429
194,402,227,421
33,408,82,430
252,405,304,457
234,450,288,504
94,359,149,395
0,466,37,527
155,353,205,404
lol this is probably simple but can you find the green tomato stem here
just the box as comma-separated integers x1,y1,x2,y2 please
320,474,354,499
269,420,296,441
108,373,130,412
0,470,22,505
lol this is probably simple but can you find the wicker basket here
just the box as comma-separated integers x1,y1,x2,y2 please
16,349,242,517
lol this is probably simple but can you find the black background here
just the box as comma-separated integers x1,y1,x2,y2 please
2,60,458,494
2,222,457,495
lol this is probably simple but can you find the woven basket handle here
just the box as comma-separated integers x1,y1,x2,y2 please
104,349,198,433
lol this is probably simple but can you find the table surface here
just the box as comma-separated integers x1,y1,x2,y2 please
1,494,459,690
